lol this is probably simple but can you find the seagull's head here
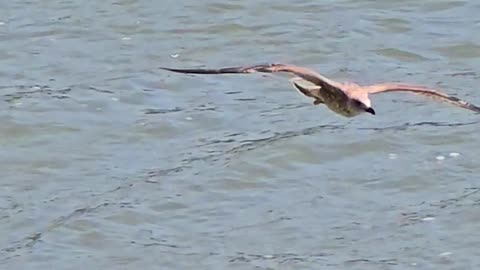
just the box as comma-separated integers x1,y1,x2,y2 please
350,96,375,115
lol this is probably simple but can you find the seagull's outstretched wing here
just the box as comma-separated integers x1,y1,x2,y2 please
363,83,480,113
160,63,347,101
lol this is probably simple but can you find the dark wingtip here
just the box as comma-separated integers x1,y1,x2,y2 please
158,66,248,74
158,67,186,73
469,104,480,113
159,67,204,73
446,96,480,113
459,101,480,113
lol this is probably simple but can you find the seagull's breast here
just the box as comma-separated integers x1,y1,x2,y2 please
321,93,362,117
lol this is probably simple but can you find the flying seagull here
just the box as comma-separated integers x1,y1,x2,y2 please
160,63,480,117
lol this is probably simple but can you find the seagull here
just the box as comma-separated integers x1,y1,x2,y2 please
160,63,480,117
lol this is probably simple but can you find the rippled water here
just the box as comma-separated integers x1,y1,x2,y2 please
1,0,480,269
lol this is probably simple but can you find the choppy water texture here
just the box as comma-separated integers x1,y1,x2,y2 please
1,0,480,269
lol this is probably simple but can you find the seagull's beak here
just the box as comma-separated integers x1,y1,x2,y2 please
365,107,376,115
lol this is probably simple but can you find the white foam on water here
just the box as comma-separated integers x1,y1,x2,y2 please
449,152,460,158
438,252,452,257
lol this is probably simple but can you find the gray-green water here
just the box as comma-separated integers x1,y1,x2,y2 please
1,0,480,269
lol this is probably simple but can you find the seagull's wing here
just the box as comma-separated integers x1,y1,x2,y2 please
160,63,347,101
364,83,480,113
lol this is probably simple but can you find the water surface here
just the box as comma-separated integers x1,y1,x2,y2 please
1,0,480,269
